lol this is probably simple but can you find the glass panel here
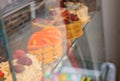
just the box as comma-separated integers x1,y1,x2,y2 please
0,0,116,81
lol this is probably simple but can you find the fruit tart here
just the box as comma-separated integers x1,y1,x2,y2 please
64,2,90,25
62,11,83,40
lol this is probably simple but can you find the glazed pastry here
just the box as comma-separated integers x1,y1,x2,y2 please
28,26,62,64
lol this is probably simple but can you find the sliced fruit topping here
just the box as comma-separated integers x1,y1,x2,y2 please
63,13,79,24
14,64,25,73
17,56,32,66
61,10,69,17
12,50,25,59
0,70,4,78
67,14,78,21
64,19,70,24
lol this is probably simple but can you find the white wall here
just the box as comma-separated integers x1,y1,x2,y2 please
102,0,120,80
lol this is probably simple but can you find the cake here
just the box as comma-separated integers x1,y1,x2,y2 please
13,50,42,81
0,62,12,81
65,20,83,40
0,50,42,81
13,54,42,81
61,9,83,40
28,26,63,64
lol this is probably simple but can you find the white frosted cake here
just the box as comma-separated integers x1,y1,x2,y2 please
13,54,42,81
0,62,12,81
0,53,42,81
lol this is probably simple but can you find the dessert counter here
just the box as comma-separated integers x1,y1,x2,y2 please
0,0,116,81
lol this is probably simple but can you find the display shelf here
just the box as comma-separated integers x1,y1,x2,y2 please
0,0,33,18
52,41,116,81
35,0,46,10
51,11,97,73
0,0,46,18
50,46,116,81
1,10,96,80
0,0,46,41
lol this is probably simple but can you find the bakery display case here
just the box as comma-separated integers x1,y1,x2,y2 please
0,0,116,81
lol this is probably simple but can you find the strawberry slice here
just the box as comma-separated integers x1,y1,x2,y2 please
14,65,25,73
0,70,4,78
12,50,25,59
61,10,69,17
